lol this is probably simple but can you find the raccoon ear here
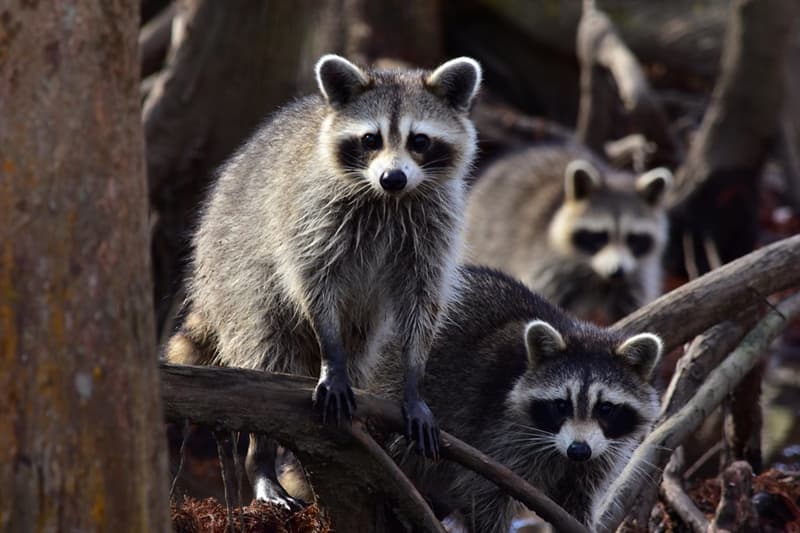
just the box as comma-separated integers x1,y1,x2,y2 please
315,54,370,108
426,57,482,112
524,320,566,367
564,160,601,202
636,167,672,206
615,333,663,379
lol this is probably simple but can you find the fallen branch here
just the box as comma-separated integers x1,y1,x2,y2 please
611,233,800,353
593,291,800,532
660,451,709,533
160,364,589,533
711,461,759,532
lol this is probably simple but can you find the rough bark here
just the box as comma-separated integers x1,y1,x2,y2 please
0,1,169,531
160,364,589,533
144,0,347,339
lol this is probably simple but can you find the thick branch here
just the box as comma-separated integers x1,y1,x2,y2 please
160,364,588,533
611,234,800,353
594,291,800,532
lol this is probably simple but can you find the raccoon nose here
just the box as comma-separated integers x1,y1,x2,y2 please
567,441,592,462
609,266,625,281
380,169,407,192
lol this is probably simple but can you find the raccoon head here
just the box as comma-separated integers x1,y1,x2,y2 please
548,160,672,286
508,320,661,464
314,54,481,196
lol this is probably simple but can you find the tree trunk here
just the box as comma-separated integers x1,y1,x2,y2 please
0,1,169,531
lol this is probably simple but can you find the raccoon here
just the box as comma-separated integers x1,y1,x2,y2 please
165,54,482,506
370,266,661,530
465,145,672,324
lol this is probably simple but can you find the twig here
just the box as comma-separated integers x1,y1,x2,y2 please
683,440,724,481
348,422,446,533
611,234,800,354
214,432,235,533
169,419,191,500
230,431,245,533
594,291,800,532
661,451,709,533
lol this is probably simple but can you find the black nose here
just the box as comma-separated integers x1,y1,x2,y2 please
567,441,592,462
609,266,625,281
380,169,407,192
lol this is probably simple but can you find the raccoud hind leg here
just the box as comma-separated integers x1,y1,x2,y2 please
246,434,305,510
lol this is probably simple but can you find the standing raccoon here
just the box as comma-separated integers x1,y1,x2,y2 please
166,54,482,504
465,145,672,324
370,266,662,530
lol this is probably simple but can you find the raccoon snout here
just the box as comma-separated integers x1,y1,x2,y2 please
380,169,407,192
566,441,592,462
608,266,625,281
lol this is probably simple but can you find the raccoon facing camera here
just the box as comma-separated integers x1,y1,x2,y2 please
465,145,672,324
369,266,662,531
164,54,482,508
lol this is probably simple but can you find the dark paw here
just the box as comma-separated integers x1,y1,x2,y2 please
403,399,440,460
253,478,307,512
312,372,356,425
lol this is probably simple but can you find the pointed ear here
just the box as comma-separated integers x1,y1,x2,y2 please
636,167,672,206
564,159,601,202
315,54,370,108
426,57,482,112
615,333,662,379
524,320,566,368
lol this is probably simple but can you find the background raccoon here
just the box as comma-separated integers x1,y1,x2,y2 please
166,54,482,505
370,266,662,530
464,145,672,324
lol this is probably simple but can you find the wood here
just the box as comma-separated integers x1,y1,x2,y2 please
661,452,709,533
160,364,589,533
710,461,759,532
593,291,800,532
0,1,169,530
611,234,800,354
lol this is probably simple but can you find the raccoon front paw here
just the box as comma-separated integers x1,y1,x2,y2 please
312,372,356,425
403,399,440,460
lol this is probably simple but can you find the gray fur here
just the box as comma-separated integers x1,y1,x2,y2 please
369,266,661,530
464,145,671,324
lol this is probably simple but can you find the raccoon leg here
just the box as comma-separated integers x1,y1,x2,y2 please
246,434,305,510
310,313,356,424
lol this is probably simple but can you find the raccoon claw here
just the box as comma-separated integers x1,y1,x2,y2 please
403,399,440,460
313,373,356,425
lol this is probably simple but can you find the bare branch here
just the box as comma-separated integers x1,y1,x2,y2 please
160,364,589,533
594,291,800,532
711,461,759,532
660,452,709,533
611,234,800,353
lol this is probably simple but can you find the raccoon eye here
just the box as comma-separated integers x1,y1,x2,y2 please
554,399,571,414
572,229,609,254
361,133,382,151
409,133,431,153
626,233,654,257
596,401,616,416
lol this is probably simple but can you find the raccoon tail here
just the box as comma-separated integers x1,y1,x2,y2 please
163,310,217,366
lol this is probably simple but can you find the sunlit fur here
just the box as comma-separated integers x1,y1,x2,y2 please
465,145,671,324
370,266,661,530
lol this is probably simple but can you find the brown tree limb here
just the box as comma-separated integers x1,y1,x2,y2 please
575,1,681,165
711,461,759,532
661,451,709,533
160,363,589,533
593,291,800,532
610,234,800,354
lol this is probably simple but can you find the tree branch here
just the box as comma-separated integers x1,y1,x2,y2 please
160,363,588,533
610,234,800,353
593,291,800,532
